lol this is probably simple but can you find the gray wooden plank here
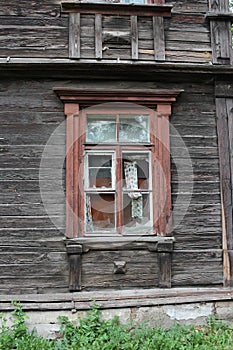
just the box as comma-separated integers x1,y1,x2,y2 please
131,15,138,60
209,0,229,12
210,20,232,64
95,14,102,59
69,13,80,58
216,97,233,286
153,16,165,61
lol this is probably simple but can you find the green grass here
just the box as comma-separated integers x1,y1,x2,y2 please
0,302,233,349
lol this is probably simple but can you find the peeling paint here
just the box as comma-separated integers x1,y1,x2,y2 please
164,303,213,320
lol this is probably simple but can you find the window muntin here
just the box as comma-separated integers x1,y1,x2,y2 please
120,0,146,3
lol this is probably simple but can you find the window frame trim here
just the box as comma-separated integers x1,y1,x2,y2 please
54,87,182,238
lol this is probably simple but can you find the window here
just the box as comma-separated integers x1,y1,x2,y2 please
54,88,182,238
83,110,153,235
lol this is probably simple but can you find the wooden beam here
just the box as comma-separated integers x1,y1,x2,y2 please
53,88,183,107
216,97,233,286
153,16,165,61
209,0,230,12
66,243,82,291
64,103,80,238
69,13,81,59
131,16,138,60
207,0,232,65
95,14,102,60
158,253,171,288
61,2,173,17
209,19,232,64
157,235,173,288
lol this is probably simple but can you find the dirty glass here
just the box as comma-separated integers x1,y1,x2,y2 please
85,193,115,233
86,153,114,189
119,115,149,142
86,115,116,142
122,193,152,233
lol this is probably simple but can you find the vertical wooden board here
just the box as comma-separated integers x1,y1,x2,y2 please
158,253,171,288
153,16,165,61
226,98,233,197
216,98,232,250
68,254,82,291
80,14,95,58
209,0,229,12
73,115,80,235
95,14,102,59
131,15,138,60
226,99,233,284
210,20,232,64
66,114,74,238
216,97,233,286
69,13,81,59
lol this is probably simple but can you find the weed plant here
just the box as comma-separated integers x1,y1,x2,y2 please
0,301,233,349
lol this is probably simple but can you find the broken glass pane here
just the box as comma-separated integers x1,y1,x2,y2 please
122,152,150,190
122,193,152,233
119,115,149,142
86,115,116,142
85,193,115,233
87,153,114,189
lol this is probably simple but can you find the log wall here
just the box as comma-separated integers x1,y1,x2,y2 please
0,75,223,293
0,0,212,64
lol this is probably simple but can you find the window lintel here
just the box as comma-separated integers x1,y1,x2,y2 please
61,2,173,17
53,88,183,111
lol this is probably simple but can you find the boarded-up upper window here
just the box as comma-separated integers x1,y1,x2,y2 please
61,1,173,61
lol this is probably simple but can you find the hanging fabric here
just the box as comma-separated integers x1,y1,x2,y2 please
124,161,143,218
86,194,93,232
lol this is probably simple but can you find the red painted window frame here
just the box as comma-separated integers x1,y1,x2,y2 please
54,88,182,238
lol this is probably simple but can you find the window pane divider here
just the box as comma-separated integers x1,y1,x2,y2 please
85,190,115,193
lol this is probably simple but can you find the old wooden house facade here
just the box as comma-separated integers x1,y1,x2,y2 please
1,0,233,329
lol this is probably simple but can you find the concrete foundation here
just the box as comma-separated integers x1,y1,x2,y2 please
1,288,233,338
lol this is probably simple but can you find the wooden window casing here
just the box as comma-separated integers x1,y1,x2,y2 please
54,88,182,238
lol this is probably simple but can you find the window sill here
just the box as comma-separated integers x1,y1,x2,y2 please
66,235,174,252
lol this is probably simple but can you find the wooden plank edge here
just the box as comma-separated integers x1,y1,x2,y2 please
0,288,233,310
61,2,173,17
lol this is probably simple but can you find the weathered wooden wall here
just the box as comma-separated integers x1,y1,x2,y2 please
0,0,211,64
0,79,67,294
0,0,227,293
0,73,223,293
